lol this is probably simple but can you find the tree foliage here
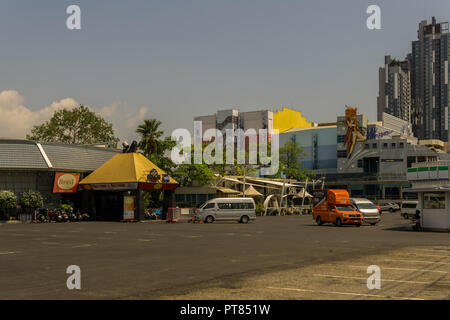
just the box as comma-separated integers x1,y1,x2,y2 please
20,190,44,208
277,140,313,180
0,191,17,212
27,105,119,147
172,163,215,187
136,119,165,157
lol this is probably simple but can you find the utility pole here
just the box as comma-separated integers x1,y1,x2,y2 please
243,171,246,198
280,175,286,216
300,177,308,214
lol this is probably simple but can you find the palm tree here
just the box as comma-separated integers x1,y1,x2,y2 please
136,119,163,157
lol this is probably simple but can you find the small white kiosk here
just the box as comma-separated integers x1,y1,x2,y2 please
406,161,450,231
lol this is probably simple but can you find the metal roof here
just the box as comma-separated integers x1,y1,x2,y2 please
0,140,48,169
41,142,119,171
0,139,119,172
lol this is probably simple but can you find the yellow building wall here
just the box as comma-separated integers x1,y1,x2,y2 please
273,107,312,133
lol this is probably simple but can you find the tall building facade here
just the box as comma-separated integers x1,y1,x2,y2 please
377,55,412,123
194,109,273,143
410,17,450,141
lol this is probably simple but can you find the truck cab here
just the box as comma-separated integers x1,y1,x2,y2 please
313,189,363,227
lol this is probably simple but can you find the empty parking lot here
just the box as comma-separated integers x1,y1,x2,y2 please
0,213,449,299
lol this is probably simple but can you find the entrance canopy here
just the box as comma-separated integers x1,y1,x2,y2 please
79,153,178,191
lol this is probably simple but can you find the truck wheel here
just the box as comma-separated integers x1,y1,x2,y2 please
336,218,342,227
240,215,249,224
370,223,377,226
389,208,394,212
316,216,323,226
355,223,361,227
205,215,214,223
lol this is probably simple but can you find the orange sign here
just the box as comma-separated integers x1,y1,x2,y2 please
53,173,80,193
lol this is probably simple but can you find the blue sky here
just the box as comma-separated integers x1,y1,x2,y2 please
1,0,449,142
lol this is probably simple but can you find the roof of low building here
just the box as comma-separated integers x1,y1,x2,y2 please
79,153,178,185
0,139,120,172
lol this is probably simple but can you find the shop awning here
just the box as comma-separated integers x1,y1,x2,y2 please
79,153,178,191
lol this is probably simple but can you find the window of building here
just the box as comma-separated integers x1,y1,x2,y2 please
423,192,446,209
383,143,388,149
197,194,207,204
176,194,185,203
208,194,216,200
357,160,363,168
372,143,377,148
364,143,369,149
337,135,345,143
399,142,405,148
391,143,396,148
337,150,347,158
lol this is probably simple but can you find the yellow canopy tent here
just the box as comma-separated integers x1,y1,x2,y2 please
215,187,242,195
244,185,263,197
79,153,178,191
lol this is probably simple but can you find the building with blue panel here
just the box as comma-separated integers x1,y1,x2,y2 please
279,125,338,174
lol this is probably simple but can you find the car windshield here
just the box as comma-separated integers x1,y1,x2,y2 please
199,202,210,209
356,203,377,210
336,205,355,211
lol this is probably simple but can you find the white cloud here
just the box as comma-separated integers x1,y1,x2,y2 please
0,90,78,139
0,90,149,143
126,106,149,129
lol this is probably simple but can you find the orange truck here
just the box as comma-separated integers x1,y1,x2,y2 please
312,189,363,227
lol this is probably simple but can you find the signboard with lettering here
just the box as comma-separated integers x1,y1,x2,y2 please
90,183,138,190
53,173,80,193
123,195,135,221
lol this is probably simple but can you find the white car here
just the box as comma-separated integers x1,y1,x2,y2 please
350,198,381,225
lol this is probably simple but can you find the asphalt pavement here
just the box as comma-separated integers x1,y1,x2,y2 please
0,212,449,299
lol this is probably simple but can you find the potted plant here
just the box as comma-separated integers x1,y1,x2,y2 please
0,190,17,220
20,190,44,222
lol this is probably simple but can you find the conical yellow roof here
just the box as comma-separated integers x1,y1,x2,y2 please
79,153,177,185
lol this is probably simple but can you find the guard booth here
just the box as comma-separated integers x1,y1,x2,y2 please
78,153,178,221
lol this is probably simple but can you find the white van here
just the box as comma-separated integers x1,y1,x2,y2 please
195,198,256,224
401,201,418,219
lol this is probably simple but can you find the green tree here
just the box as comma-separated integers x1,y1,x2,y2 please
20,190,44,209
277,140,313,180
136,119,177,174
172,163,215,187
136,119,164,157
27,105,119,147
0,191,17,219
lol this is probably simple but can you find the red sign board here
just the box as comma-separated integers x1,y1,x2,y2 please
53,172,80,193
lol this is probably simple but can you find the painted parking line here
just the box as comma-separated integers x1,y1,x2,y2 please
312,274,450,285
41,241,60,245
266,286,424,300
136,239,156,242
344,265,450,274
381,258,450,266
72,244,96,248
0,251,17,255
401,252,450,258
